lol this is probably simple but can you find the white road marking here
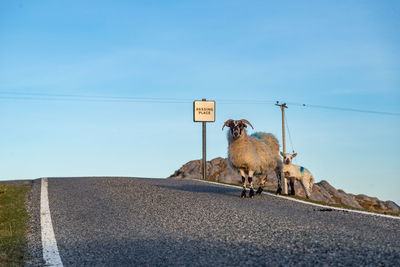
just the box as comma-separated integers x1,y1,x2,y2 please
194,179,400,220
40,178,64,266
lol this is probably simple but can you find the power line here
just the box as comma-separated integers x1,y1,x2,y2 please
216,99,276,105
0,96,192,104
0,92,276,105
0,91,399,116
0,91,192,101
284,114,295,154
0,92,193,103
286,101,400,116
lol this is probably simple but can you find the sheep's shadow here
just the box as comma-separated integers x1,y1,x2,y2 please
158,183,240,196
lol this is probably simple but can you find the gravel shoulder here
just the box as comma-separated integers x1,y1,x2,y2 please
25,179,45,267
26,177,400,266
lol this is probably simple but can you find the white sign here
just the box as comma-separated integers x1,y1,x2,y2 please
193,100,215,122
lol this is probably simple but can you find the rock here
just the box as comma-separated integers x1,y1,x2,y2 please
169,158,279,190
170,157,400,214
169,159,201,179
207,157,241,184
309,184,335,204
170,157,242,184
318,180,338,194
337,193,363,210
386,201,400,212
309,180,363,209
355,195,400,213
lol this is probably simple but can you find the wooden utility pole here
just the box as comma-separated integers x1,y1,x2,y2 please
276,102,288,194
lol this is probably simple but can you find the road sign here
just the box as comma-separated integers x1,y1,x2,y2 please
193,99,215,180
193,100,215,122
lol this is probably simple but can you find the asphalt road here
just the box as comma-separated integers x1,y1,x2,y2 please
26,177,400,266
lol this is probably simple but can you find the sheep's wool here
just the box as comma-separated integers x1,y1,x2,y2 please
228,131,281,174
251,132,280,156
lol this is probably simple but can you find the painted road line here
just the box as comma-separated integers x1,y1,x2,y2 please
194,179,400,220
40,178,63,266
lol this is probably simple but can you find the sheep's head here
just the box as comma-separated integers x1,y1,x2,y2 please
222,119,254,140
280,152,297,165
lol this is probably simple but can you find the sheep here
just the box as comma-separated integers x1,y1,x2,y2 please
280,152,314,198
223,119,283,198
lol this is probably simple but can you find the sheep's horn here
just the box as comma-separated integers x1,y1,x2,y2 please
241,119,254,129
222,119,232,130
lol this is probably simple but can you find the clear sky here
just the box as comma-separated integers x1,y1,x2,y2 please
1,1,399,204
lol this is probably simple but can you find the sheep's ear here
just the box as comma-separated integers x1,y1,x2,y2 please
293,153,297,158
222,120,232,130
280,151,285,157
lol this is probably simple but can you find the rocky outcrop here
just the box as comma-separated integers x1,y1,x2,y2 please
170,157,279,191
170,157,400,214
170,157,241,184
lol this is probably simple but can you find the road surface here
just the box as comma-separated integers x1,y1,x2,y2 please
26,177,400,266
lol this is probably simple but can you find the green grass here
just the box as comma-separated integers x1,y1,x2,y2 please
0,184,30,266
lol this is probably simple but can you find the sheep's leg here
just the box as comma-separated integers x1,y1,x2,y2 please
240,176,247,198
256,173,268,195
239,169,247,198
276,169,282,195
248,170,255,198
304,174,314,198
289,179,295,195
301,179,311,199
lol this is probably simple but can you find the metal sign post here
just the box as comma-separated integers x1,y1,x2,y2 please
193,99,215,180
202,120,206,180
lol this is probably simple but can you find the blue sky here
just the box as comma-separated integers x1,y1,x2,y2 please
1,1,399,204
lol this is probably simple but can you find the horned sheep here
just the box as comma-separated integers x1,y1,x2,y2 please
223,119,283,198
281,152,314,198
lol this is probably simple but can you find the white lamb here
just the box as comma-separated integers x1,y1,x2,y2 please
223,119,283,198
280,152,314,198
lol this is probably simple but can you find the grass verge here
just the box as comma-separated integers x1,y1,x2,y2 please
201,178,400,217
287,194,400,216
0,184,30,266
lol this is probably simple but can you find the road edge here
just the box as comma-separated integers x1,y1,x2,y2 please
191,178,400,220
40,178,63,266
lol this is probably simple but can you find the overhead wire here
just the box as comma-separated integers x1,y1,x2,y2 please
0,92,277,105
0,91,193,103
0,96,192,104
284,113,295,154
286,101,400,116
0,91,399,116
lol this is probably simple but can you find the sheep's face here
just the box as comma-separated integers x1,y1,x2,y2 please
231,120,247,140
223,119,254,141
280,152,297,165
225,120,247,140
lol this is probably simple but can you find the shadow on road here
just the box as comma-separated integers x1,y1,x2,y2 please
159,183,239,196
